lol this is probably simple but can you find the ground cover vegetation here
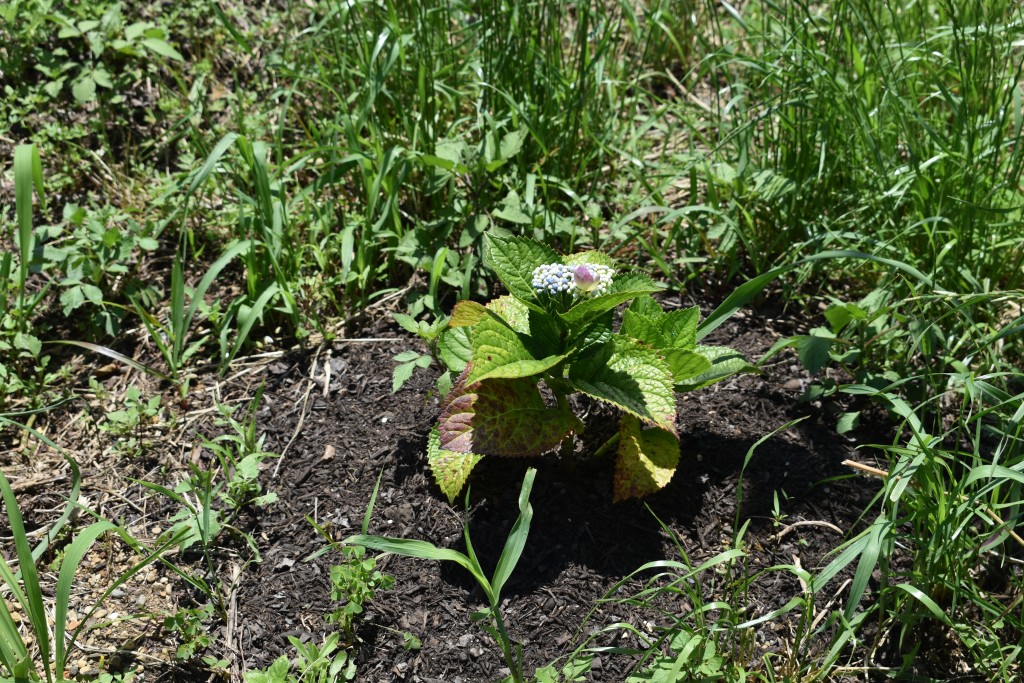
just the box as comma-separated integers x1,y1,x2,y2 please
1,0,1022,679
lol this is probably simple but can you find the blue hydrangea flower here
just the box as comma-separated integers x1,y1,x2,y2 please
532,263,614,297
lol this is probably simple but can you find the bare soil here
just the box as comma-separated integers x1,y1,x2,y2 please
1,295,897,682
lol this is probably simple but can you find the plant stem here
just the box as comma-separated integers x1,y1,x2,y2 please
592,432,620,459
489,605,522,683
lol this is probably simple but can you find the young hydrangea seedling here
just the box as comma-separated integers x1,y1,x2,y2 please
427,233,753,502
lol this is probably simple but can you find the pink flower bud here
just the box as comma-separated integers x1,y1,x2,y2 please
573,265,599,292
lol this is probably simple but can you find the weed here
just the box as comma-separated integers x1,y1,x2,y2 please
163,603,215,661
345,468,539,683
243,633,356,683
326,546,394,646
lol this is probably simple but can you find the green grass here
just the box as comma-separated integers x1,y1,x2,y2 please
2,0,1023,679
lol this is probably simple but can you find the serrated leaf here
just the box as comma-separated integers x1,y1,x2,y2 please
620,309,663,346
438,368,581,457
614,415,680,501
125,21,149,41
563,251,614,268
468,315,565,383
566,310,613,360
559,273,663,327
438,326,472,372
628,294,665,318
662,348,711,382
392,362,416,393
393,312,419,334
568,337,677,434
487,295,530,334
524,308,566,358
436,370,454,396
427,428,483,504
660,306,700,350
82,283,103,304
92,67,113,89
450,300,489,327
482,233,559,303
675,345,756,391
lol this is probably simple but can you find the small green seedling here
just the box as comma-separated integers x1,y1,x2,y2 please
344,467,540,683
327,545,395,646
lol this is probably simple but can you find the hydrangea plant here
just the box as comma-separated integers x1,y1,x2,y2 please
427,233,753,502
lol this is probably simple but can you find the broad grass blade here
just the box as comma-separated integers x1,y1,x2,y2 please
490,468,536,599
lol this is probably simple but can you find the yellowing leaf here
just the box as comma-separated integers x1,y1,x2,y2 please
427,428,482,504
449,300,489,327
438,367,581,457
487,295,530,334
613,415,680,501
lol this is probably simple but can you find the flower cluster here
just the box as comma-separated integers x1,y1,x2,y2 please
532,263,615,297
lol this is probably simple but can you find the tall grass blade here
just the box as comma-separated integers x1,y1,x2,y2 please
490,467,536,599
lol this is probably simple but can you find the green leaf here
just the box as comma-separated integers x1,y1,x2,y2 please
72,76,96,103
620,309,663,346
392,362,416,393
675,345,756,391
490,468,536,598
614,415,680,501
393,312,419,334
836,411,860,435
662,348,711,382
345,533,480,579
524,308,567,358
426,428,483,504
13,333,41,357
792,327,835,375
438,370,581,457
438,326,472,373
141,37,184,61
60,286,86,314
493,190,533,225
628,294,665,318
696,250,932,342
82,283,103,305
499,128,528,160
660,306,700,350
566,311,613,360
91,66,113,89
468,315,565,384
568,337,677,434
563,251,614,268
824,303,854,333
559,273,663,327
482,233,559,303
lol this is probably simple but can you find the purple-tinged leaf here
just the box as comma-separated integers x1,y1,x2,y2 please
438,367,581,457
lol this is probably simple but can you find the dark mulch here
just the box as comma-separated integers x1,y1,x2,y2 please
218,296,885,682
